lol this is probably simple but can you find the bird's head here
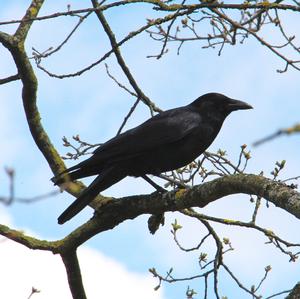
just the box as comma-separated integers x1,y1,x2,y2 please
191,93,253,118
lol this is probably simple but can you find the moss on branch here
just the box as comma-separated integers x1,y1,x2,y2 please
55,174,300,249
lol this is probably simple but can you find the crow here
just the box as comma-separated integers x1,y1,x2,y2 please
53,93,252,224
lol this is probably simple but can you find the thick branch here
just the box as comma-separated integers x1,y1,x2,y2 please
61,250,87,299
0,1,84,199
0,223,59,251
59,174,300,249
14,0,45,40
8,42,74,179
286,282,300,299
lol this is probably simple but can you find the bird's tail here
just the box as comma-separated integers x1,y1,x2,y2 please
57,166,125,224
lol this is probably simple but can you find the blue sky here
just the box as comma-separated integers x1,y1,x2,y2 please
1,1,300,298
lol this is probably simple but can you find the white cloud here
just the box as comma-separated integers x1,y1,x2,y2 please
79,247,163,299
0,209,164,299
0,208,12,226
0,239,71,299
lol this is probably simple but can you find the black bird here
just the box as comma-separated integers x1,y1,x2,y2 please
53,93,252,224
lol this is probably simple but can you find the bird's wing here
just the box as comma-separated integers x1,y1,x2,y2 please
93,106,201,161
52,106,202,181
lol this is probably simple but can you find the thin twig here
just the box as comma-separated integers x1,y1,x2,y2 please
0,74,20,85
116,97,141,135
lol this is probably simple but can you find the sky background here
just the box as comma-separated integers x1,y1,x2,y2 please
0,1,300,298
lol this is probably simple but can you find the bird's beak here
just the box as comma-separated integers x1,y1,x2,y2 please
228,99,253,111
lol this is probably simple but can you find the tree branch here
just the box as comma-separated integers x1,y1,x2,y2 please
5,173,295,252
286,282,300,299
0,74,20,85
253,124,300,146
0,2,299,27
0,0,85,200
55,174,300,249
0,223,59,251
91,0,162,113
14,0,45,40
61,250,87,299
